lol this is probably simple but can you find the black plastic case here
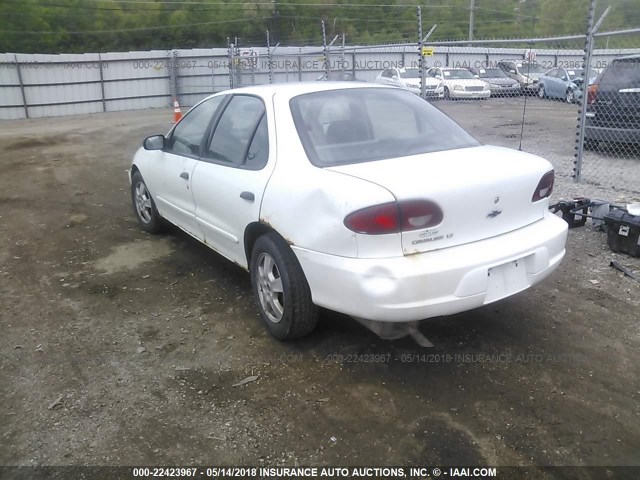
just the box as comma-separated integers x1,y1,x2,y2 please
603,209,640,257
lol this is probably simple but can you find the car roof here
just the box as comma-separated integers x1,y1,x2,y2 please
612,54,640,61
206,82,392,101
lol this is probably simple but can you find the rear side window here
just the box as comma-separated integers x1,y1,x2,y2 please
290,88,479,167
600,59,640,90
205,95,266,167
244,115,269,170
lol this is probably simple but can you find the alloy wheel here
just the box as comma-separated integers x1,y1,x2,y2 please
135,182,153,224
256,252,285,323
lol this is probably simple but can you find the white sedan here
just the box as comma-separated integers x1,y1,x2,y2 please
375,67,444,98
427,67,491,99
130,83,567,340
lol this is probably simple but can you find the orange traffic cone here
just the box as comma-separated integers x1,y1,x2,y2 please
172,98,183,123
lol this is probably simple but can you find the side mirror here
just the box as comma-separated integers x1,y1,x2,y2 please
143,134,165,151
474,74,479,78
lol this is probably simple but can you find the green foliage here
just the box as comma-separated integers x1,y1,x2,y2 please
0,0,638,53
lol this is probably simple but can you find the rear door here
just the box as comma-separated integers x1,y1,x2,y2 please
191,94,276,268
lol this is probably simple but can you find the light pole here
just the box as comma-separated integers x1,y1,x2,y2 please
469,0,475,41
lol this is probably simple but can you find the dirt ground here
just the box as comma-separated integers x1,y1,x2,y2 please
1,99,639,472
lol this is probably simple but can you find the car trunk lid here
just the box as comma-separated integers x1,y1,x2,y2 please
328,145,552,255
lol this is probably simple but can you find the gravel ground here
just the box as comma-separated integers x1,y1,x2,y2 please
0,98,639,473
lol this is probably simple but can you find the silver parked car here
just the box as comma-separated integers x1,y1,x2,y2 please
469,67,521,97
498,60,547,94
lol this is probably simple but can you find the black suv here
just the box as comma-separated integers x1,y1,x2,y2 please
585,54,640,148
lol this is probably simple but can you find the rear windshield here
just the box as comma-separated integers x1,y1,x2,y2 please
567,69,583,80
600,58,640,89
400,69,420,78
289,88,479,167
517,63,546,74
443,69,474,79
478,68,507,78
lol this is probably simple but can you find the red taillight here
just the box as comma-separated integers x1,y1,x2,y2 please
344,203,399,234
587,83,599,104
532,170,554,202
344,200,443,235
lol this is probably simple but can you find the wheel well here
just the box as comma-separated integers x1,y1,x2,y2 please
244,222,278,266
131,164,140,176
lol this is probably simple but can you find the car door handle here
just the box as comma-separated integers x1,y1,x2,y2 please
240,191,255,202
180,172,189,180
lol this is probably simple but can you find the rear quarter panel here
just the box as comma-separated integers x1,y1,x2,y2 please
260,90,397,258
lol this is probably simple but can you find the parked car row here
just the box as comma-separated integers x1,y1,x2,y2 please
375,67,494,100
374,61,548,99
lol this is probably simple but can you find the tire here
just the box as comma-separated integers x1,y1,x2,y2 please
538,84,546,99
566,89,575,104
250,233,318,340
130,171,164,233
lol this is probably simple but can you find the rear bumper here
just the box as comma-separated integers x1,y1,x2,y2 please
408,86,445,98
293,212,568,322
450,90,491,99
489,85,521,95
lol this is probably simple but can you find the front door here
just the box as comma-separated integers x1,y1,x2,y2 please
152,95,227,240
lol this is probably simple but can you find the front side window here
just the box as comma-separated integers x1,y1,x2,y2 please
290,88,479,167
205,95,266,167
167,96,225,156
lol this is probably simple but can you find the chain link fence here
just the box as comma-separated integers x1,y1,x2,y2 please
578,30,640,195
1,8,638,199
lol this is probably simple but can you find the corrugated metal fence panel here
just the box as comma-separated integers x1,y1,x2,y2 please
101,50,172,112
2,44,639,120
19,53,103,118
176,49,229,106
0,53,26,119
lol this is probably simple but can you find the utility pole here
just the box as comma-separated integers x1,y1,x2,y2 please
469,0,475,42
272,0,280,43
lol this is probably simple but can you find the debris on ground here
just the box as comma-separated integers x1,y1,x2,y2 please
610,261,640,283
47,395,63,410
232,375,259,387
